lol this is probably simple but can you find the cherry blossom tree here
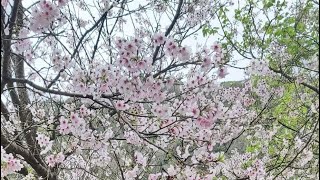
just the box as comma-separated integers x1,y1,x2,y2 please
1,0,318,180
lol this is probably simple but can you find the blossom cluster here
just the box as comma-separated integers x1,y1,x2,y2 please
46,152,65,167
1,146,23,177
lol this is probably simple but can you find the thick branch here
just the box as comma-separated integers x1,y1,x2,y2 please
269,67,319,94
1,0,22,93
9,77,121,99
1,132,55,179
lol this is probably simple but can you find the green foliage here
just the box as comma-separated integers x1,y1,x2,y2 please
246,142,261,153
202,25,219,36
217,153,225,162
241,158,255,169
204,0,319,177
220,80,244,88
263,0,276,9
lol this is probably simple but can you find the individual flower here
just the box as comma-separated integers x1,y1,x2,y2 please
211,42,222,53
46,155,56,167
115,100,129,110
217,66,229,78
153,32,166,46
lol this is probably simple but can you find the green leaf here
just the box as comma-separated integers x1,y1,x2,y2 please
264,0,276,9
218,153,225,162
296,22,306,32
274,29,282,36
287,27,296,36
287,17,296,24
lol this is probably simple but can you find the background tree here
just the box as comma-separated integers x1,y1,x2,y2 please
205,0,319,178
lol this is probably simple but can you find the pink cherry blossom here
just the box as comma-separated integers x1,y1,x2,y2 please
153,32,166,46
115,100,129,110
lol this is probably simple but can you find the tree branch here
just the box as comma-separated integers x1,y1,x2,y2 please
152,0,183,65
1,132,55,180
9,77,121,99
1,0,21,93
269,67,319,94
